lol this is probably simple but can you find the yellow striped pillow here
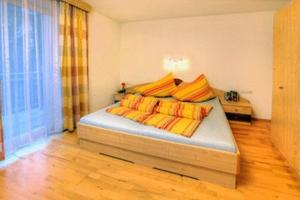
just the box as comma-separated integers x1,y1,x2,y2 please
106,106,151,122
171,74,215,102
135,96,159,113
134,73,177,97
120,94,142,109
141,113,201,137
120,94,158,113
156,100,213,120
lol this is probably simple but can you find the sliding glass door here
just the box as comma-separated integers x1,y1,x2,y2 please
0,0,62,156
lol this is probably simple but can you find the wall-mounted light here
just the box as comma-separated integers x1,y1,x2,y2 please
163,57,190,72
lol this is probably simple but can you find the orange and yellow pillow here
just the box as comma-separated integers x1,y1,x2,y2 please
120,94,158,113
155,100,213,120
134,73,177,97
141,113,201,137
136,96,159,113
106,106,151,122
107,94,214,137
120,94,142,109
171,74,215,102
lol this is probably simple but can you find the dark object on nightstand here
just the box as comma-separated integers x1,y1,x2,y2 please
118,89,126,94
114,93,125,103
224,91,240,102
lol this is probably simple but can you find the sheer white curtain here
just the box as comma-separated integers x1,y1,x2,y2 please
0,0,62,156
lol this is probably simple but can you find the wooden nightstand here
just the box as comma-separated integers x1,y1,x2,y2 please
214,89,252,125
114,93,126,103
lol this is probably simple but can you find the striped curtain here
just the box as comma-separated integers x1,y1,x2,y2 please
60,2,89,131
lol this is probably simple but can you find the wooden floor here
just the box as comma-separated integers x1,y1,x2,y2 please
0,120,300,200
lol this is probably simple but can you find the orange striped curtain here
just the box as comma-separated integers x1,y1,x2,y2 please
60,2,89,131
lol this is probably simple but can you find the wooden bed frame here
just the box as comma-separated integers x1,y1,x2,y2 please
77,88,240,188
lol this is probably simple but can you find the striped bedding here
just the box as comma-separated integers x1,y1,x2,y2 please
134,73,177,97
106,94,212,137
171,74,215,102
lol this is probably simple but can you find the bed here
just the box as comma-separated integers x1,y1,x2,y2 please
78,89,240,188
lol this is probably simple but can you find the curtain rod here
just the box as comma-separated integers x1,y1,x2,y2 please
61,0,92,12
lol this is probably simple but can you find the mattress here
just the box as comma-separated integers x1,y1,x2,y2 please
79,97,236,153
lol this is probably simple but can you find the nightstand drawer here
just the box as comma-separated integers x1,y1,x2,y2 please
226,113,251,125
223,105,252,115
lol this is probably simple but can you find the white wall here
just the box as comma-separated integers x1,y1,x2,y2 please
89,12,120,112
119,12,274,119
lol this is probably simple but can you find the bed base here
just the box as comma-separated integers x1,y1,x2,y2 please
78,123,240,189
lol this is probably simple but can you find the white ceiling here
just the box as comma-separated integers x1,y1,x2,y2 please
84,0,290,23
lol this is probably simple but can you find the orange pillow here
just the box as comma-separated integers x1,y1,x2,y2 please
134,73,177,97
120,94,159,113
120,94,143,109
171,74,215,102
135,96,159,113
155,100,213,120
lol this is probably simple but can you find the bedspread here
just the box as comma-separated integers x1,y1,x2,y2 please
106,95,212,137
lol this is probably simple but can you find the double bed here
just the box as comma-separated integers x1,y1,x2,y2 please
78,91,240,188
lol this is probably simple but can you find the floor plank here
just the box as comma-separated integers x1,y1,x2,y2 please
0,119,299,199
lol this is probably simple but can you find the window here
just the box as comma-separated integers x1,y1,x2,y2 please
0,0,62,155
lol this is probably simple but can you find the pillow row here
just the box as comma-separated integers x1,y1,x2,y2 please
121,95,158,113
120,94,213,120
156,100,213,120
134,73,215,102
134,73,177,97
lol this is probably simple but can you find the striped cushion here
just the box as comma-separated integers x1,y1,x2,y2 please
106,107,200,137
162,117,200,137
171,74,215,102
106,106,151,122
120,94,143,109
141,113,201,137
156,100,213,120
120,94,158,113
135,96,159,113
134,73,177,97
